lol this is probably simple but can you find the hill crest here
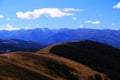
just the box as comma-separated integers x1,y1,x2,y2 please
39,40,120,80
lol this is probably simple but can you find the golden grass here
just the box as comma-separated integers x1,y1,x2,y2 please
0,51,110,80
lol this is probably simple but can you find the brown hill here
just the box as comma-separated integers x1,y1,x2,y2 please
38,40,120,80
0,51,110,80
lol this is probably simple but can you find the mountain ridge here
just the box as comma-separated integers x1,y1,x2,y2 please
0,28,120,48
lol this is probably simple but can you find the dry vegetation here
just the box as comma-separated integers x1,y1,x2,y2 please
0,50,110,80
41,40,120,80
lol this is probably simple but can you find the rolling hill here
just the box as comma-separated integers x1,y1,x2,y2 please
0,51,110,80
39,40,120,80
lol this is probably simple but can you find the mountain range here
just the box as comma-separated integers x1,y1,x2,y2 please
0,28,120,48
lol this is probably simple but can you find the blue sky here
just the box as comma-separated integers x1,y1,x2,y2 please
0,0,120,30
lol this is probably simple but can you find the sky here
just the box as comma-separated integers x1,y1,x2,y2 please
0,0,120,30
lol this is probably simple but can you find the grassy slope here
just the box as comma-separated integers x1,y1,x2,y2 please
39,40,120,80
0,51,110,80
0,57,54,80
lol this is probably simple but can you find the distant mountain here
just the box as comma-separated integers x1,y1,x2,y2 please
0,28,120,48
39,40,120,80
47,29,120,48
0,51,110,80
0,38,45,53
0,28,57,44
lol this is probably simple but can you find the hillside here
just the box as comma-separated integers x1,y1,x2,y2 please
0,51,110,80
39,40,120,80
0,38,45,53
0,55,53,80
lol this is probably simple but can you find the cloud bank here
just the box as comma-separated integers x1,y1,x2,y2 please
85,20,101,24
0,14,4,19
63,8,83,12
113,2,120,8
16,8,81,20
0,24,21,31
79,25,84,28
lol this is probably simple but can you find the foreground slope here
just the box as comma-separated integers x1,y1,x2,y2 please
0,54,54,80
0,51,109,80
39,40,120,80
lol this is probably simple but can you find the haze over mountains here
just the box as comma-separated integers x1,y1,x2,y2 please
0,28,120,48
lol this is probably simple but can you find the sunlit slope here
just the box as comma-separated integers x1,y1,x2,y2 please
0,55,54,80
0,51,109,80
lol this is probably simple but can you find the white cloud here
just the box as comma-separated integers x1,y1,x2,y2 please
0,24,21,31
79,25,84,28
24,26,32,30
16,8,75,20
6,18,10,21
113,2,120,8
85,20,101,24
0,14,4,19
63,8,83,12
24,24,32,30
72,17,77,20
